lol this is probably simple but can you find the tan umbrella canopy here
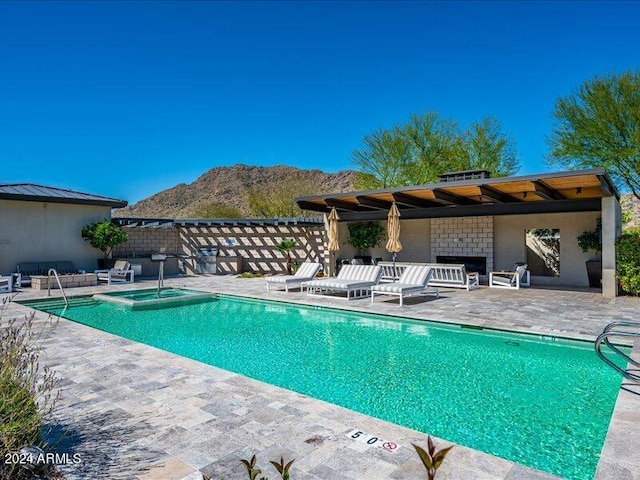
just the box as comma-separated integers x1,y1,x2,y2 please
386,203,402,279
327,207,340,276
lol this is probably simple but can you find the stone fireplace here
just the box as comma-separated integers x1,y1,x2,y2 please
436,255,487,275
430,216,494,274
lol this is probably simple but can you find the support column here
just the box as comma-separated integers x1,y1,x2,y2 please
323,213,332,276
601,196,622,298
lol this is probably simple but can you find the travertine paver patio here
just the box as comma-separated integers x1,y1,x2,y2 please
3,275,639,480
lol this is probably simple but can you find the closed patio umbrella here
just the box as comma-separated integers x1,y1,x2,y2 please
327,207,340,276
385,202,402,280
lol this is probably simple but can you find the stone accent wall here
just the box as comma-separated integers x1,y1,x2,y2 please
430,216,494,273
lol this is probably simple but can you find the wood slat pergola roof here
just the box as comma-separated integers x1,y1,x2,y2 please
296,169,619,221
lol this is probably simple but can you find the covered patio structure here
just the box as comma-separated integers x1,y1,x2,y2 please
296,168,622,297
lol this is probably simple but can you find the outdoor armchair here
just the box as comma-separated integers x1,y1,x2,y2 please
96,260,135,285
489,264,530,289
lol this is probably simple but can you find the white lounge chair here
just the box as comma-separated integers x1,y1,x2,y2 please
489,264,530,289
96,260,135,285
266,262,322,292
303,264,382,300
371,266,439,306
427,264,479,291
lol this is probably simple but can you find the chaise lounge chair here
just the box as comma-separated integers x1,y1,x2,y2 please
96,260,135,285
266,262,322,292
489,264,530,289
371,265,439,306
303,264,382,300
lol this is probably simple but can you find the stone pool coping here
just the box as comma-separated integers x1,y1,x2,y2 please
4,276,640,479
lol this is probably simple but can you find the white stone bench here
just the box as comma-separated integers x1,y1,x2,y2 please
426,263,479,291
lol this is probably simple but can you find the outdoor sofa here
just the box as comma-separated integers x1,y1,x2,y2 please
426,263,479,291
377,261,428,282
16,260,79,286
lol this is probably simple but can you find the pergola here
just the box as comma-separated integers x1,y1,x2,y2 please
296,169,622,297
296,168,618,221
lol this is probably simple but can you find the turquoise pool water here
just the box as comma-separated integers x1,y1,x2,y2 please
23,294,623,479
101,287,199,301
93,287,215,309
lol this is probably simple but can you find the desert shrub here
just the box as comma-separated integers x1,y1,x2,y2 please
237,272,265,278
616,231,640,296
0,297,60,478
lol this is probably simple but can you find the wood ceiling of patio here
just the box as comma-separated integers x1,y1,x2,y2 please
296,169,618,221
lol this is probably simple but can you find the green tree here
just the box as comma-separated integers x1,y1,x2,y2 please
81,220,128,258
461,117,519,177
352,112,518,189
548,71,640,200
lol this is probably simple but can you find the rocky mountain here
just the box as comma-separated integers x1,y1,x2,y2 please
114,164,357,219
114,163,640,225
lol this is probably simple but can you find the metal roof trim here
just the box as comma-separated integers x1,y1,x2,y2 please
0,183,127,208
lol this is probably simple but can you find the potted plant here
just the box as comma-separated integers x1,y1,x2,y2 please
346,222,385,264
82,220,129,269
577,218,602,288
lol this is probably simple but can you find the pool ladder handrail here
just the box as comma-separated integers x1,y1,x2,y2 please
157,261,164,296
595,321,640,383
47,268,69,306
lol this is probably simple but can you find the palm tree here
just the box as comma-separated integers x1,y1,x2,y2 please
275,239,296,275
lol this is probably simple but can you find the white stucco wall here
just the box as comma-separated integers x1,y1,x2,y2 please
336,219,430,263
393,218,431,262
493,211,601,286
0,199,112,275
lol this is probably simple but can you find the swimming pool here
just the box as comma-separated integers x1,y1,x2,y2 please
22,293,624,479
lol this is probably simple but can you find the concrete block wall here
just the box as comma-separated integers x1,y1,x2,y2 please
430,216,494,272
114,224,327,275
113,227,180,257
178,225,326,274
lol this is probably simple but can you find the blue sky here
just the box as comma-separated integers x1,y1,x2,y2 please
1,1,638,204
